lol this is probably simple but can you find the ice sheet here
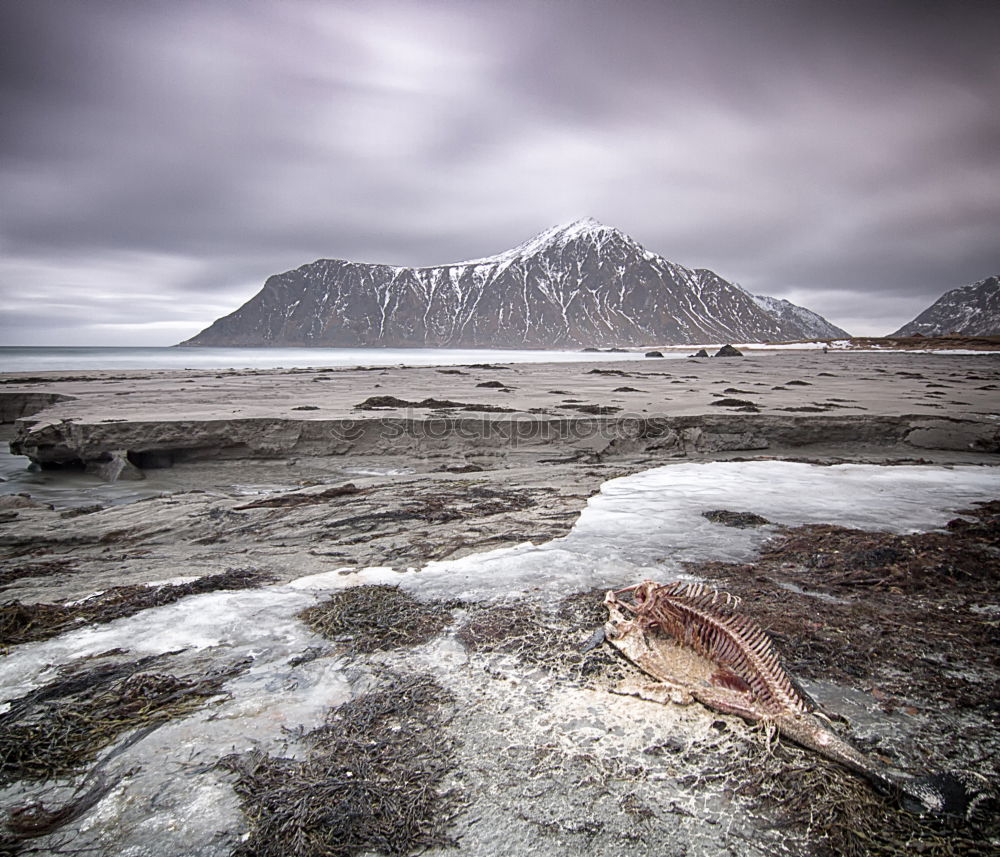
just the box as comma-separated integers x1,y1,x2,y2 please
349,461,1000,601
0,584,357,856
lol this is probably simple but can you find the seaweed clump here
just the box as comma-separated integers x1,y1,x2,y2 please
684,500,1000,705
756,520,996,591
298,584,456,653
456,589,613,680
0,559,75,592
0,567,270,647
721,733,1000,857
0,655,248,785
220,673,458,857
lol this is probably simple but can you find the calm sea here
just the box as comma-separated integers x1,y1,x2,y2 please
0,346,670,374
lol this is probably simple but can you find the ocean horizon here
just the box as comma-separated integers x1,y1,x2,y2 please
0,345,683,374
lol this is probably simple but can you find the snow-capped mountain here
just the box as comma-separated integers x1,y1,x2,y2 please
891,275,1000,337
744,292,848,340
181,218,849,348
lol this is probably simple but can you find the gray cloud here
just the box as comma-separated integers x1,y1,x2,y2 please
1,0,998,344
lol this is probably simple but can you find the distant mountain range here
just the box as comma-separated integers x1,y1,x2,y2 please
891,275,1000,337
181,218,850,348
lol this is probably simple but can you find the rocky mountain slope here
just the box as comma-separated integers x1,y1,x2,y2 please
747,293,845,340
891,275,1000,337
182,218,849,347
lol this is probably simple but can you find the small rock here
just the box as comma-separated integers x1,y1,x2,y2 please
714,344,743,357
691,349,709,358
644,351,664,358
710,397,757,409
438,463,484,473
702,509,771,528
0,493,52,510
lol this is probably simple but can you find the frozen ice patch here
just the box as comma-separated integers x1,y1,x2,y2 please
383,461,1000,601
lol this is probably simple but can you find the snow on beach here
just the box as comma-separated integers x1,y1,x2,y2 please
0,345,658,374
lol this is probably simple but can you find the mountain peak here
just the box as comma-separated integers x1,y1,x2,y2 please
457,217,631,266
554,216,610,233
540,217,622,242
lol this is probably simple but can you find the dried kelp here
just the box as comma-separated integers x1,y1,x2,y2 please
456,589,613,680
756,501,1000,592
220,673,458,857
234,483,367,510
298,585,455,653
0,655,249,785
0,567,269,647
3,728,147,846
721,732,1000,857
686,501,1000,706
0,559,75,592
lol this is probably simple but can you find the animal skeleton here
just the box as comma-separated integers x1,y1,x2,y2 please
601,579,994,820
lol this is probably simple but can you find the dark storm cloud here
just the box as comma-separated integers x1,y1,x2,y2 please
1,0,998,344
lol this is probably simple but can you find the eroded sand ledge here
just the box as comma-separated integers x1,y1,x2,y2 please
4,351,1000,470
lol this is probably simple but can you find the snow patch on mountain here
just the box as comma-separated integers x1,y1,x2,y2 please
747,292,850,340
891,275,1000,337
455,218,630,267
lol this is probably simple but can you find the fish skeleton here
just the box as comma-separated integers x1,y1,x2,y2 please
601,579,994,820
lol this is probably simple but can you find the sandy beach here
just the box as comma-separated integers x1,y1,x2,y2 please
5,350,1000,468
1,350,998,856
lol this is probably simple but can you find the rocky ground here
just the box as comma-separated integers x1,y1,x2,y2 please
0,351,998,856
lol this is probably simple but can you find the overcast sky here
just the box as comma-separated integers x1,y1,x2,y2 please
2,0,998,345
